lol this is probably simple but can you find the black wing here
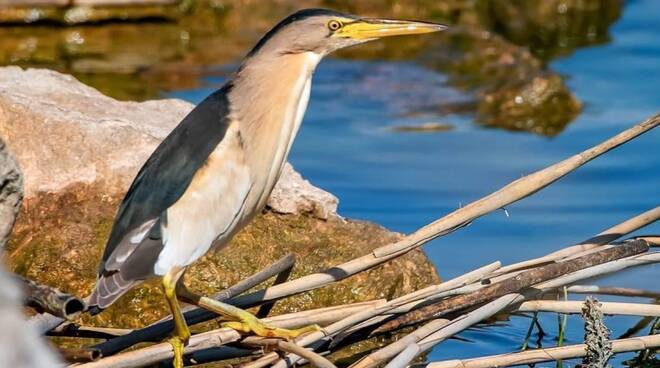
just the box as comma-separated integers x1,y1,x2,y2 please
99,83,233,274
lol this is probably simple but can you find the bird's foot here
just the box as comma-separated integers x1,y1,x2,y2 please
168,334,189,368
222,311,320,340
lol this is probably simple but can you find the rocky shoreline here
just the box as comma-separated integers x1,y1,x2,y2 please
0,66,440,354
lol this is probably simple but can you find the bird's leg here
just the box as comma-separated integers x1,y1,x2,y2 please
176,283,319,339
162,267,190,368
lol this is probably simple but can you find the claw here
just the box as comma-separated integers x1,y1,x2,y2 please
168,335,188,368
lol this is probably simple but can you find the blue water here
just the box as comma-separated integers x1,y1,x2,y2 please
168,1,659,366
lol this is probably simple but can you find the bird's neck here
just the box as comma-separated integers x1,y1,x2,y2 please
230,51,321,208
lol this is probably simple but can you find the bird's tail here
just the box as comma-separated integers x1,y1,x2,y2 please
87,272,139,315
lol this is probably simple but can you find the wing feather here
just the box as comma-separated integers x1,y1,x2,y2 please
99,83,233,275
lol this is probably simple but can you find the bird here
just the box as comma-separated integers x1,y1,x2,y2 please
88,8,446,367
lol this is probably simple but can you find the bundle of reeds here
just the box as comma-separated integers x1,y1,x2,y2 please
23,113,660,367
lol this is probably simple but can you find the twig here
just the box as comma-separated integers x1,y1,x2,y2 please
385,344,422,368
411,252,660,357
351,318,451,368
386,295,523,368
415,334,660,368
619,316,655,339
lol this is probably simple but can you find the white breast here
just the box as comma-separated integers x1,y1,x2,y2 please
155,124,251,275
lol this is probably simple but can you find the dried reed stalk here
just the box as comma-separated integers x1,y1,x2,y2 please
516,300,660,317
418,334,660,368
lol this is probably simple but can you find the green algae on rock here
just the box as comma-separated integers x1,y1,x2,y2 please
7,186,440,331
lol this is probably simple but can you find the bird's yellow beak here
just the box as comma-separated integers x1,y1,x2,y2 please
334,18,447,40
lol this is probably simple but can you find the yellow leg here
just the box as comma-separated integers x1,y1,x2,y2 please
163,267,190,368
177,285,319,340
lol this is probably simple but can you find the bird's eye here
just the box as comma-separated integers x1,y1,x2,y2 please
327,20,343,31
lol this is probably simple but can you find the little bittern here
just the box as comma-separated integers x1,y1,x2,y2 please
88,8,446,367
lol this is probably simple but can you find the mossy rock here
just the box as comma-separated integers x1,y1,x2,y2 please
7,184,439,334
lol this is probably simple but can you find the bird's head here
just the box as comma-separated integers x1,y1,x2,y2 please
246,8,447,58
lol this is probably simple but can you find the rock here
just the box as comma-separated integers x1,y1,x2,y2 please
0,138,22,249
0,0,183,25
477,73,582,136
481,0,622,60
0,138,60,367
0,66,337,219
0,68,440,364
7,180,440,334
426,29,582,136
267,163,338,220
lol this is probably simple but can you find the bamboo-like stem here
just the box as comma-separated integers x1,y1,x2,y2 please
414,252,660,355
17,275,86,319
351,318,451,368
74,300,383,367
492,206,660,276
49,323,132,339
375,240,650,332
384,344,422,368
59,347,101,363
70,115,660,366
269,262,501,368
565,285,660,299
366,251,660,368
76,328,241,368
515,300,660,317
276,341,336,368
385,295,523,368
241,353,280,368
93,253,296,357
230,115,660,310
417,334,660,368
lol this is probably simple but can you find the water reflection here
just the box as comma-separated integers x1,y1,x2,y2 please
0,0,624,135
